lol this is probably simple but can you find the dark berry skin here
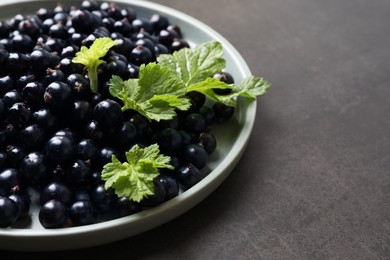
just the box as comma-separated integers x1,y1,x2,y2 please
107,59,128,79
45,135,75,166
90,185,117,215
48,22,69,40
71,9,95,34
67,74,91,99
150,13,169,32
126,63,139,79
183,113,207,134
157,128,183,154
11,33,34,53
42,69,66,86
0,3,228,229
58,57,84,76
199,106,216,126
154,43,169,57
39,182,73,206
129,45,153,66
84,120,104,143
114,196,141,218
76,139,98,163
8,193,30,219
93,99,123,131
0,75,14,96
0,196,20,227
0,48,9,73
29,49,52,76
135,38,156,58
198,132,217,155
53,129,77,143
0,168,24,195
0,152,7,171
112,37,134,57
43,81,73,114
69,200,96,226
213,71,234,95
101,2,122,20
81,0,99,11
0,21,11,39
41,18,55,34
20,124,46,151
182,144,209,169
167,24,183,38
120,7,136,22
22,82,45,109
140,179,166,207
128,114,151,140
2,90,23,108
20,152,48,187
213,71,235,84
158,29,178,48
157,174,179,201
99,146,121,167
38,199,68,229
45,37,67,53
0,39,11,52
170,39,190,53
65,159,91,187
132,18,153,34
0,124,20,148
6,52,29,76
32,108,59,132
176,163,204,190
71,100,92,126
106,121,137,149
185,91,206,113
35,8,52,21
15,74,35,92
6,146,26,169
113,19,133,35
213,102,235,123
6,102,32,129
17,18,42,39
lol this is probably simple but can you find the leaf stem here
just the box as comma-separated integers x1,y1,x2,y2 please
88,63,99,93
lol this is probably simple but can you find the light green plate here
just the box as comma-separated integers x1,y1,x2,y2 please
0,0,257,251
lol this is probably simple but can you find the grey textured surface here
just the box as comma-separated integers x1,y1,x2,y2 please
5,0,390,259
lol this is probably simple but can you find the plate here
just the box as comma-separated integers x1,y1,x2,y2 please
0,0,257,251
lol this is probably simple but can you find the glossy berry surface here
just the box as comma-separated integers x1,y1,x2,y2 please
38,199,68,229
0,0,239,230
0,196,19,227
93,99,123,131
176,163,203,190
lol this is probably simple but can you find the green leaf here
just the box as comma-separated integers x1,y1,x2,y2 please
157,41,226,86
186,75,270,107
235,76,271,100
72,37,117,93
101,144,173,202
158,40,270,106
187,78,237,107
109,63,191,121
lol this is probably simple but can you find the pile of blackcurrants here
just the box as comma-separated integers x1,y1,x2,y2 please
0,0,236,229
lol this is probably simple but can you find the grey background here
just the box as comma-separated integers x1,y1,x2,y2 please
5,0,390,259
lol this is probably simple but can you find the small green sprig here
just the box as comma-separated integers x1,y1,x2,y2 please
98,40,271,201
108,62,191,121
157,40,271,107
101,144,173,202
109,40,270,122
72,37,118,93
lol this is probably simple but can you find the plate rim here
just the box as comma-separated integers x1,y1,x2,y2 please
0,0,257,251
